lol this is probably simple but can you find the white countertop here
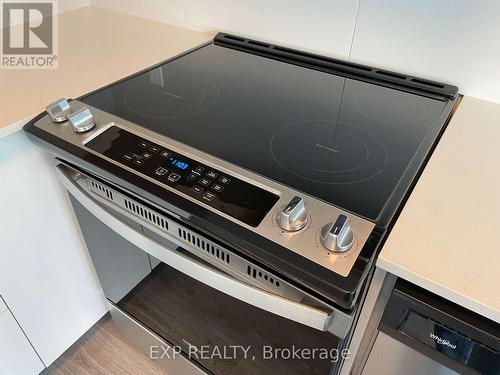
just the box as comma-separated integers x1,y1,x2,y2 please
378,96,500,322
0,6,211,139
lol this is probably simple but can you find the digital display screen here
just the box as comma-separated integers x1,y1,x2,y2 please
169,157,189,170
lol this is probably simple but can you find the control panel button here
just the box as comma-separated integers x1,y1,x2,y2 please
203,191,216,201
187,172,198,181
206,171,218,179
149,146,160,153
219,176,231,185
168,173,181,182
194,166,204,174
155,167,168,176
212,184,224,192
199,178,211,186
160,151,170,158
139,141,149,148
320,214,354,253
122,153,134,162
191,185,203,194
277,196,308,231
133,158,145,166
142,152,153,159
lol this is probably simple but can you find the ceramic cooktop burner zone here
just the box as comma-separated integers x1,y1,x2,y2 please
124,72,220,119
270,120,388,185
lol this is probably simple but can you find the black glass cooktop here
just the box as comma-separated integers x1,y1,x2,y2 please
82,43,448,222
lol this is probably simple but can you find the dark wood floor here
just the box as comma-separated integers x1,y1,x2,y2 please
41,314,168,375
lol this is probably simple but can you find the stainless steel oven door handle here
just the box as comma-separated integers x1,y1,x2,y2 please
56,165,352,338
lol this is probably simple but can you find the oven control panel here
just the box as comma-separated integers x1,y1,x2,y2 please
85,125,279,227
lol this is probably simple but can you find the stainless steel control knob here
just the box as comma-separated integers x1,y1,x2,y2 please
46,98,71,122
320,214,354,253
68,107,95,133
277,196,308,231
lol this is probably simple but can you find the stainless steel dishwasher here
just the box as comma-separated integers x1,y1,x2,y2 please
360,280,499,375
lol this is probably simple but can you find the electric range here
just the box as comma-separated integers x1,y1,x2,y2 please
24,33,458,375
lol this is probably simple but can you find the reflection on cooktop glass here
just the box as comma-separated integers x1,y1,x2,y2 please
82,44,447,220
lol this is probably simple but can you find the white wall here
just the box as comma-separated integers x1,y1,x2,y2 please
350,0,500,104
91,0,500,103
92,0,360,59
182,0,359,59
0,131,107,367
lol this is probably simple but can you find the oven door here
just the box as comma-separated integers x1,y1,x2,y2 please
57,164,351,375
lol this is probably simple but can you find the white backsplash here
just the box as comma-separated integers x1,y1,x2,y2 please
182,0,359,59
90,0,500,102
350,0,500,103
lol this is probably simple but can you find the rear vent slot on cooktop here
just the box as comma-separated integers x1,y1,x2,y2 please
123,198,168,231
223,34,245,42
214,32,457,98
271,45,372,72
411,78,445,88
375,70,407,80
248,40,270,48
178,228,230,264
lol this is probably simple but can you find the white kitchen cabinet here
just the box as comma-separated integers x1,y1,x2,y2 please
0,299,6,315
0,297,45,375
0,131,107,366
